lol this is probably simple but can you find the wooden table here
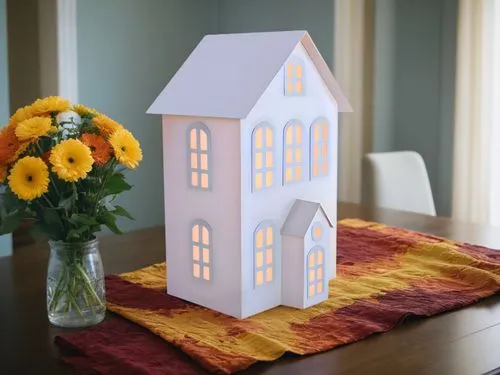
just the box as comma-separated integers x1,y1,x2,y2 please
2,202,500,375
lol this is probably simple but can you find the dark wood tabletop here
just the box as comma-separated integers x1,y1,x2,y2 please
2,202,500,375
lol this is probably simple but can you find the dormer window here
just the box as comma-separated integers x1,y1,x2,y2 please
284,58,305,96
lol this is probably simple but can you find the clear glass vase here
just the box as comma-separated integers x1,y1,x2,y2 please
46,239,106,327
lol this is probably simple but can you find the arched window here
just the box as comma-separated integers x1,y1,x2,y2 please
191,220,212,281
283,120,305,184
284,58,305,96
188,123,211,190
254,221,274,287
252,122,274,191
307,246,325,297
310,118,329,179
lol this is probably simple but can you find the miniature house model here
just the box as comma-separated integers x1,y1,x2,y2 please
147,31,351,319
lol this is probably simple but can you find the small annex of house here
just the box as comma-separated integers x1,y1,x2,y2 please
148,30,351,319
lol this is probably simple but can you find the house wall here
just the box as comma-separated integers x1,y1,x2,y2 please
240,44,338,318
162,115,242,318
76,0,219,232
281,235,303,308
372,0,458,216
0,0,12,256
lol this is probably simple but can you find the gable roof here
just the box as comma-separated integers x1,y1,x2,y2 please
281,199,333,238
147,31,352,119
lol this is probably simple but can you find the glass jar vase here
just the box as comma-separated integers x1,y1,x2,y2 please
46,239,106,327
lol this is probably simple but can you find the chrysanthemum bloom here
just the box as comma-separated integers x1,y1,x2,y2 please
92,114,123,137
0,126,22,164
80,133,112,166
8,156,49,200
50,139,94,182
72,104,98,117
109,129,142,169
8,105,33,127
0,165,7,183
15,117,53,141
29,96,71,117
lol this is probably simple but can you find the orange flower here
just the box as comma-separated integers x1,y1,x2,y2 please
92,114,123,137
0,126,22,164
80,133,112,166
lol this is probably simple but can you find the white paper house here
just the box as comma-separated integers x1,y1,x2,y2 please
147,30,351,319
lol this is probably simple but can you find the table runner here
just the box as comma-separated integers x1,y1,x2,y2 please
57,219,500,374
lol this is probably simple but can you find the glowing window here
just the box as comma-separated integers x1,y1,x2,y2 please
311,222,323,242
188,123,211,190
283,120,306,184
252,123,274,191
310,118,329,179
191,220,212,281
307,246,325,298
254,222,274,287
284,58,305,96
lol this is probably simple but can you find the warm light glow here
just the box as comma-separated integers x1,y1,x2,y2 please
317,267,323,280
255,173,263,189
256,251,263,267
266,128,273,147
203,266,210,281
286,128,293,145
295,148,302,162
255,152,263,169
308,285,315,297
200,154,208,171
266,267,273,282
191,172,199,187
309,270,315,282
296,64,303,78
266,151,273,167
203,248,209,263
314,226,322,240
191,153,197,169
296,125,303,144
200,130,208,151
266,171,273,186
313,164,319,177
256,270,264,286
193,246,200,261
296,166,302,180
317,250,324,265
193,264,200,278
285,167,292,182
202,226,209,245
266,227,273,245
317,282,323,294
287,64,294,78
286,149,293,164
190,129,197,149
201,173,209,189
192,225,199,243
322,124,328,141
309,252,315,267
266,248,272,264
322,161,328,175
255,128,263,149
295,81,302,93
314,126,320,142
322,143,328,159
256,230,263,248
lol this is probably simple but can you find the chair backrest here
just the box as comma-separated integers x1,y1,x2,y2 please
362,151,436,216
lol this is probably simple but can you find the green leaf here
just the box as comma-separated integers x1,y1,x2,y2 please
69,213,97,226
29,223,48,242
2,188,22,212
0,209,23,235
58,195,74,211
43,208,64,238
104,173,132,195
67,226,90,240
112,205,134,220
97,211,123,235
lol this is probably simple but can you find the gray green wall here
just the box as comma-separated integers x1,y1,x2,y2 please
372,0,457,215
77,0,218,232
0,0,12,255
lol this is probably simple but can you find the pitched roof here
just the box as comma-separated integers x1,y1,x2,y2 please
281,199,333,238
147,31,352,119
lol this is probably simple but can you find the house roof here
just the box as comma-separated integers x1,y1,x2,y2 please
147,30,352,119
281,199,333,238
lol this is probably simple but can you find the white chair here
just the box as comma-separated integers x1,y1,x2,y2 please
362,151,437,216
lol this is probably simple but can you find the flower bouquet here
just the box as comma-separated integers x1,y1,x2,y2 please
0,96,142,327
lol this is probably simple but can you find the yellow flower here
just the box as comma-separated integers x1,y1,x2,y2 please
109,129,142,169
15,117,53,141
72,104,99,117
0,165,7,183
8,156,49,201
29,96,71,117
50,139,94,182
92,114,123,137
8,105,34,128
